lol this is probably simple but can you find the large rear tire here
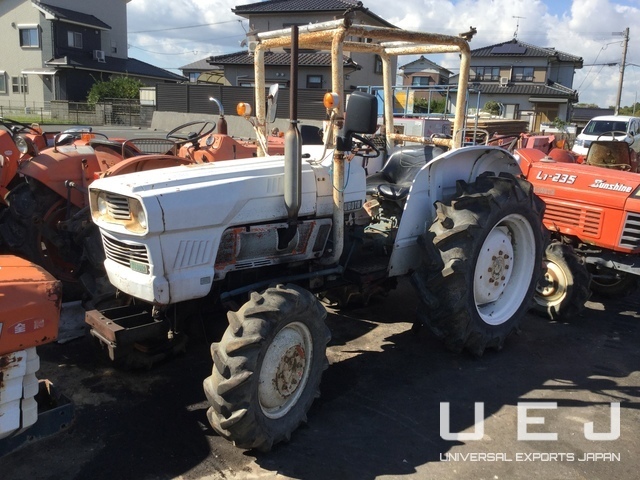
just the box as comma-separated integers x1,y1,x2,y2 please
411,173,545,355
0,182,87,299
533,241,591,320
203,284,330,451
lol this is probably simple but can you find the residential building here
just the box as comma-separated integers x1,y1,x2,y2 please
182,0,397,92
398,56,451,87
453,38,583,132
0,0,184,109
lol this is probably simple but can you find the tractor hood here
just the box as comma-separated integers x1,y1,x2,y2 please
89,153,365,235
519,150,640,211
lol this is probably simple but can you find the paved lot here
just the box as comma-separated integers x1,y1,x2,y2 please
1,278,639,480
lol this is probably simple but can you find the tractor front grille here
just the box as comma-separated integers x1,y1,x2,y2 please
620,212,640,250
544,203,602,237
102,234,150,273
105,193,131,221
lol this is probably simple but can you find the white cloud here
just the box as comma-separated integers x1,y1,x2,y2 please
126,0,640,108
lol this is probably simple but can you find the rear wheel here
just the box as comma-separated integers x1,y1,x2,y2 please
411,173,545,355
533,241,591,320
0,182,84,299
203,284,330,451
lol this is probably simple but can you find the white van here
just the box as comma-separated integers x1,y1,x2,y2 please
572,115,640,156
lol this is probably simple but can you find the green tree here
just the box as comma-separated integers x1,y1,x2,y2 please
482,100,501,115
87,76,144,105
413,97,447,114
551,117,568,132
617,104,640,116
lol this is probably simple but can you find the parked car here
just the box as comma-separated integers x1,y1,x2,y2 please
572,115,640,156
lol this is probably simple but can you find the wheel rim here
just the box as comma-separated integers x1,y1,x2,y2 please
473,214,536,326
259,321,313,419
535,259,568,308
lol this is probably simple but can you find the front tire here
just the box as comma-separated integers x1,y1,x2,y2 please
411,173,545,355
533,241,591,320
203,284,330,451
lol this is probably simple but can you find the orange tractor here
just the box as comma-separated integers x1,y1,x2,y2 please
0,99,286,300
518,134,640,319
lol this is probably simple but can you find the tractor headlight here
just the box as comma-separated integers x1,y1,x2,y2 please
129,199,147,231
96,191,109,216
15,135,29,155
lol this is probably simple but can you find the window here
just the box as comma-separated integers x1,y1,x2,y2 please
374,55,383,74
470,66,500,81
111,41,118,54
306,75,323,89
12,76,28,94
19,26,39,48
68,31,83,49
0,72,6,94
512,67,534,82
411,76,431,86
189,72,200,83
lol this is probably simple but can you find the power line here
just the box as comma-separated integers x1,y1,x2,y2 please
129,19,242,34
129,44,199,55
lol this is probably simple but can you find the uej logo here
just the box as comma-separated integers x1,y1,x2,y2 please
440,402,620,441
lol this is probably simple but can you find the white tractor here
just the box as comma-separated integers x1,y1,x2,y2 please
85,20,545,450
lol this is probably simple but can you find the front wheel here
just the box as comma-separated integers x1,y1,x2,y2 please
533,241,591,320
411,173,545,355
203,284,330,451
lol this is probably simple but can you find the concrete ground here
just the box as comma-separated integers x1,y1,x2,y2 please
1,277,638,480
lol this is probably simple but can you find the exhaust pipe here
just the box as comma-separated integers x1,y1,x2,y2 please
279,25,301,250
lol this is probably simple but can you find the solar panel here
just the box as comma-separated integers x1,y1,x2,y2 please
490,44,527,55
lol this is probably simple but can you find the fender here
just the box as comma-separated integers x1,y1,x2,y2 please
388,146,523,277
102,155,194,177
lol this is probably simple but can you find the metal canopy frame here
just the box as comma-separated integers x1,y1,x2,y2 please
250,18,472,152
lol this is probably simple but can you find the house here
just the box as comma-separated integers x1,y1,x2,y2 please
453,38,583,132
182,0,397,92
398,56,451,87
572,107,615,131
0,0,184,108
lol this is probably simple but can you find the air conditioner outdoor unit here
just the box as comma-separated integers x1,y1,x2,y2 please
94,50,106,63
499,76,509,87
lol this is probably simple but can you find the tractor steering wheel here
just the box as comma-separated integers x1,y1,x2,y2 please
0,117,42,136
596,131,630,142
166,121,216,146
351,133,380,159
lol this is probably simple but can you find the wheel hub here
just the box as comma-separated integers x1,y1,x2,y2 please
536,260,567,302
474,227,514,305
274,345,306,397
259,322,312,419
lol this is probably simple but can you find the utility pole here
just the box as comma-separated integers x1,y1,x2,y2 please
614,27,629,115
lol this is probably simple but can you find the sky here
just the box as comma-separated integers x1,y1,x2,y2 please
126,0,640,109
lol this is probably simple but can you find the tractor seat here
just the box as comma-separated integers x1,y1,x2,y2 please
585,141,633,171
366,146,446,201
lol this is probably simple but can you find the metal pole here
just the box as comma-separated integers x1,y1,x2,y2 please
614,27,629,115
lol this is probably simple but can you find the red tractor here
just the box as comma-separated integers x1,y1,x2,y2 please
518,135,640,319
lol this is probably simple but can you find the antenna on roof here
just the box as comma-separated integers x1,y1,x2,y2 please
513,16,525,39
